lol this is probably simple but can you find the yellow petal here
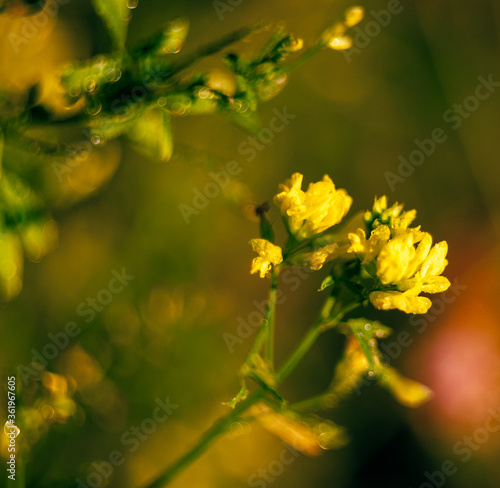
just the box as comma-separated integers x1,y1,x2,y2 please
379,367,433,407
344,6,365,27
405,232,432,278
328,36,353,51
304,244,339,270
250,257,271,278
376,236,413,284
369,290,431,314
421,276,451,293
372,196,388,214
420,241,448,279
364,225,391,263
249,403,347,455
347,228,367,254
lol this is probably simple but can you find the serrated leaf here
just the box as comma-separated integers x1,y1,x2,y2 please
91,0,130,50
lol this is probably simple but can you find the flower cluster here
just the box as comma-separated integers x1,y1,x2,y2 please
249,174,451,316
273,173,352,241
347,196,450,314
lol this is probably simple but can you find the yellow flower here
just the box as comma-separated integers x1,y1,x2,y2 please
298,243,339,271
273,173,305,235
274,173,352,240
347,225,390,264
363,195,406,232
378,366,432,407
249,239,283,278
348,197,451,314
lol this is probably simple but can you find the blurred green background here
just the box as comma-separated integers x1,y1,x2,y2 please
1,0,500,487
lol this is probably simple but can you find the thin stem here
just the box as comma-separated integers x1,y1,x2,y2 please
266,271,279,364
282,44,323,74
169,24,262,78
276,300,361,383
245,269,279,362
289,391,335,412
141,389,265,488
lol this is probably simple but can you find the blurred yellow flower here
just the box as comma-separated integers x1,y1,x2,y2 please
274,173,352,240
249,239,283,278
379,367,432,407
324,6,365,51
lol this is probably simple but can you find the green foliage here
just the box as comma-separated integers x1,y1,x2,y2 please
91,0,130,50
0,2,351,300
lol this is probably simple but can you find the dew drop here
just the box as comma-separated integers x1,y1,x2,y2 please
237,100,249,113
41,404,55,419
230,98,242,111
197,87,212,100
164,39,183,54
357,332,364,339
91,134,101,145
157,96,167,107
69,85,81,98
127,0,138,8
84,78,97,93
368,370,375,376
364,323,372,331
86,99,102,116
104,68,119,83
170,17,186,32
4,421,20,438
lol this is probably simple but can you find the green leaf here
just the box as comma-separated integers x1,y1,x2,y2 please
319,275,335,291
256,203,274,243
127,108,173,162
91,0,131,50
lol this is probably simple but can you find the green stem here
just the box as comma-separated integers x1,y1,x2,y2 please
141,389,265,488
266,272,279,363
245,269,279,363
290,391,335,412
283,44,323,74
168,24,262,78
276,300,361,383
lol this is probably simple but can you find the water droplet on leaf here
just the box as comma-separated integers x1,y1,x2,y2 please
86,99,102,116
84,78,97,93
4,421,20,438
